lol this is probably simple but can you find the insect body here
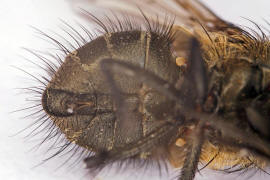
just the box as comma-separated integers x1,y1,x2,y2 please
43,28,180,155
26,0,270,180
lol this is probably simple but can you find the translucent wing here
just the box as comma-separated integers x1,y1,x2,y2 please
68,0,242,60
69,0,241,32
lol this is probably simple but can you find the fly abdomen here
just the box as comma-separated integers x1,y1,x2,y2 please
41,29,180,152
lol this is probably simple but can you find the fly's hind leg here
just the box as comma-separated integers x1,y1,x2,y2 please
84,122,178,169
84,58,182,172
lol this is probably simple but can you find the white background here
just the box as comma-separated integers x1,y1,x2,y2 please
0,0,270,180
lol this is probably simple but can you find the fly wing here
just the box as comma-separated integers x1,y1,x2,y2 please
69,0,242,33
68,0,243,60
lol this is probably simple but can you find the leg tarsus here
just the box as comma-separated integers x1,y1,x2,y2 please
179,123,204,180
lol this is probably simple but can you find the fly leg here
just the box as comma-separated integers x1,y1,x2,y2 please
83,57,183,172
84,122,179,169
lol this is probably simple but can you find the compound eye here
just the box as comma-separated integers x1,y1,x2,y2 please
42,88,96,117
